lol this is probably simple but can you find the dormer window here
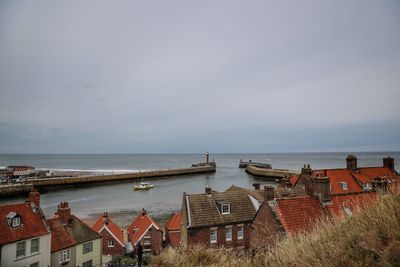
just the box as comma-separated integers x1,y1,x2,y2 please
339,182,348,190
7,212,21,228
216,201,230,215
363,183,372,191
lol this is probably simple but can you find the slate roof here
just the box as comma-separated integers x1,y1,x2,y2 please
92,214,125,245
184,188,257,228
226,184,306,201
273,196,328,235
127,212,161,246
0,202,49,245
48,214,102,252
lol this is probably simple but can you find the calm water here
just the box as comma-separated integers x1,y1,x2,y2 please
0,153,399,218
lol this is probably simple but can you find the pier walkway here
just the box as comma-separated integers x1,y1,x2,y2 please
246,165,299,180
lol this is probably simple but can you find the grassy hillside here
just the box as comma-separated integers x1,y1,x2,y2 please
151,193,400,267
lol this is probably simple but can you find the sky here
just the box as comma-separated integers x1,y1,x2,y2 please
0,0,399,153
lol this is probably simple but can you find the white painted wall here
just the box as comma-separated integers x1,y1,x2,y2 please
0,233,51,267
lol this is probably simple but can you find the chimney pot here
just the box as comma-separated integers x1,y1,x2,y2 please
253,183,261,190
205,185,212,195
57,201,71,224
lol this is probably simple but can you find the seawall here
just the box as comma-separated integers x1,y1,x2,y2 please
29,165,216,187
0,184,34,197
246,165,299,179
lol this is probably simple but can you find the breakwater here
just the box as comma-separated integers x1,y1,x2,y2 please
0,184,33,197
31,165,216,187
246,165,299,179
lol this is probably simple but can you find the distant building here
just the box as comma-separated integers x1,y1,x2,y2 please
7,166,35,177
92,212,125,260
127,209,163,255
47,202,103,267
291,155,399,195
181,185,259,249
165,213,181,247
0,190,51,267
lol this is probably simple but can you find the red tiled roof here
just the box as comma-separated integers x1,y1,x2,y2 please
92,214,124,245
165,213,181,231
0,202,49,245
275,196,327,235
358,167,398,182
127,213,161,246
290,175,299,186
313,169,364,195
327,192,379,218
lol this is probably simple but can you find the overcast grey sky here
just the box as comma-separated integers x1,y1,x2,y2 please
0,0,399,153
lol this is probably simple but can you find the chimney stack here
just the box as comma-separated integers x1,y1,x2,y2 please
253,183,261,190
346,154,358,171
313,176,331,204
141,208,147,216
301,164,312,175
103,212,109,225
383,156,395,171
57,202,71,224
28,189,40,207
264,186,274,201
205,185,212,195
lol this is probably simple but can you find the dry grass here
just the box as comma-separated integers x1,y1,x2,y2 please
151,193,400,267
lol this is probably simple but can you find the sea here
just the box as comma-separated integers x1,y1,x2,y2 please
0,152,399,219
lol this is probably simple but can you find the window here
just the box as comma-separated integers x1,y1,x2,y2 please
83,260,93,267
30,263,39,267
339,182,348,190
83,241,93,254
12,217,21,227
108,239,115,247
225,226,232,241
343,206,353,217
59,249,70,263
210,228,217,244
16,241,25,257
221,204,230,215
143,236,151,246
31,238,39,254
237,225,244,240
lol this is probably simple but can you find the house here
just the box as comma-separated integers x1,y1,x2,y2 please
127,209,163,255
251,182,380,248
181,185,259,249
0,190,51,267
47,202,103,267
291,155,399,195
165,213,181,247
92,212,125,258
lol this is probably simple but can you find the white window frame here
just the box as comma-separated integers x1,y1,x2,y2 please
59,249,70,263
221,204,230,215
16,241,26,258
210,227,217,244
108,239,115,247
31,238,40,254
237,225,244,240
339,182,348,190
12,217,21,227
83,241,93,254
225,226,232,241
143,236,151,246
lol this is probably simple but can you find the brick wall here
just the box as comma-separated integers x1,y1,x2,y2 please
166,230,181,247
187,223,251,249
143,226,163,255
100,228,125,256
250,202,282,248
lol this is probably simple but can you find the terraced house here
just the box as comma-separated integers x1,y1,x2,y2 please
47,202,102,267
0,190,51,267
181,185,259,249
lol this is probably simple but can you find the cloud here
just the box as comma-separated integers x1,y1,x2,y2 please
0,0,399,153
